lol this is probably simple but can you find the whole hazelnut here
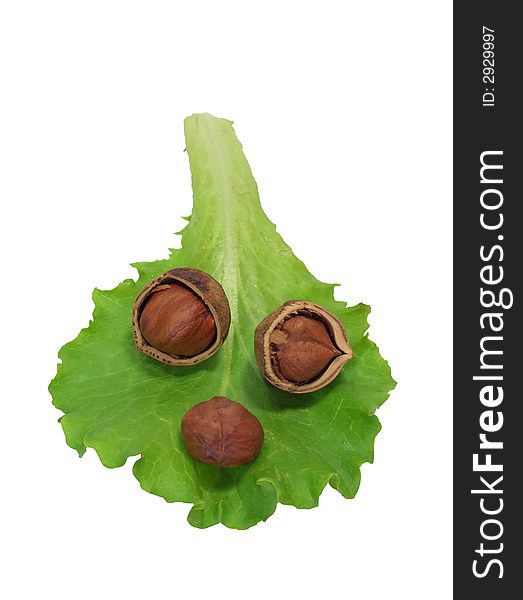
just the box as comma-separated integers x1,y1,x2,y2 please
132,268,230,366
181,397,264,467
254,301,353,394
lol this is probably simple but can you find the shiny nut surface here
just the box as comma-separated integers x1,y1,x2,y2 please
139,284,216,357
132,268,230,366
254,301,353,394
181,397,264,467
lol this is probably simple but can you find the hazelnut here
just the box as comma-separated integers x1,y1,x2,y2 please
132,268,230,366
254,300,353,394
139,284,216,357
181,397,264,467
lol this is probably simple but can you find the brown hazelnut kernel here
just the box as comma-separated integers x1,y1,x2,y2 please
181,397,264,467
139,284,216,357
270,314,342,384
132,268,230,366
254,301,353,394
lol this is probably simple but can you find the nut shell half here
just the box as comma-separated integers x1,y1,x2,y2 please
132,268,230,366
254,300,353,394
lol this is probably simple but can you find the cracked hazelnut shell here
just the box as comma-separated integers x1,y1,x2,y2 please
254,300,353,394
181,397,264,467
132,268,230,366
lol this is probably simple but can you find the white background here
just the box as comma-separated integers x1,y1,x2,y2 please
0,1,452,598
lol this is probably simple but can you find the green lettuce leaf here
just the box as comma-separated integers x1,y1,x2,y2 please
49,114,395,529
